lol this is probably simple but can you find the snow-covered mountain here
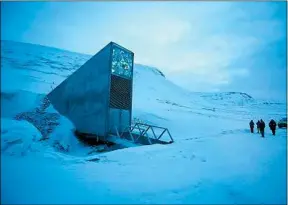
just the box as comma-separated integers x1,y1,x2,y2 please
1,40,287,204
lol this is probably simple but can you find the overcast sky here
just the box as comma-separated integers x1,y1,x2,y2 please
1,1,287,101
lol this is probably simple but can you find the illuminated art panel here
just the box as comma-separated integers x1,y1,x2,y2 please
111,46,133,79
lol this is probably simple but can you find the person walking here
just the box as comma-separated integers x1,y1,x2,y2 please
269,119,277,136
259,119,265,138
256,120,260,133
249,120,255,133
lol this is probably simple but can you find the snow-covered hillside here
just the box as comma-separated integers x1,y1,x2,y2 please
1,40,287,204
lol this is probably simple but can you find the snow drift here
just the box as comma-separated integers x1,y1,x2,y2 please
1,118,43,156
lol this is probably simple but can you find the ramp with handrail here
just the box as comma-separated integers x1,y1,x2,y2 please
110,123,174,145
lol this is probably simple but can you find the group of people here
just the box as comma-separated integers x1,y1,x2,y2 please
249,119,277,138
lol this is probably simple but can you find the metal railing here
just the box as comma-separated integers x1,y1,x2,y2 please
112,123,174,145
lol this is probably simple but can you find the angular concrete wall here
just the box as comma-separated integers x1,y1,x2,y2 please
48,43,112,137
48,42,134,140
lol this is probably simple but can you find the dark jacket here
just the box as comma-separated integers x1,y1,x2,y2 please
269,120,277,130
249,120,255,127
256,121,260,128
259,121,265,131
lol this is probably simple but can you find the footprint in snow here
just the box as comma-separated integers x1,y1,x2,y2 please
193,181,202,189
87,158,100,162
190,155,196,160
172,190,179,194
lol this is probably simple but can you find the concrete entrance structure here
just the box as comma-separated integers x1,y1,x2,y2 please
48,42,134,141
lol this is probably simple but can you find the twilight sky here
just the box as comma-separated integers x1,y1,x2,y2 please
1,1,287,101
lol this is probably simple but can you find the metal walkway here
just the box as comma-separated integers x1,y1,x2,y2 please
110,123,174,145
